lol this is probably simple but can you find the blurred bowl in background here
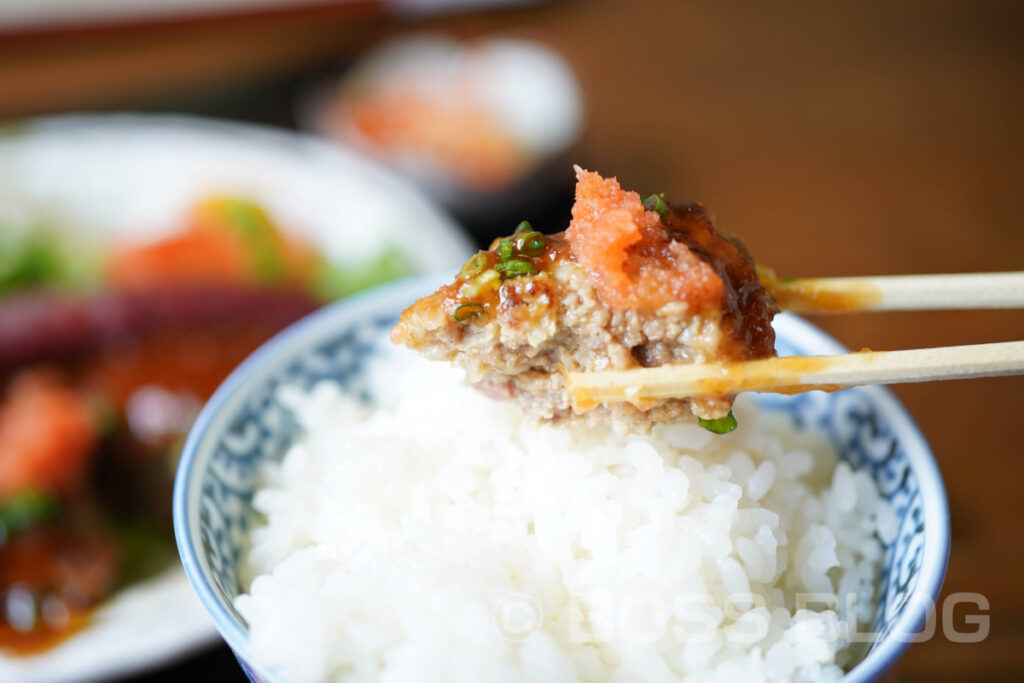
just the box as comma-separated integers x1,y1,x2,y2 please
301,34,583,232
0,113,472,683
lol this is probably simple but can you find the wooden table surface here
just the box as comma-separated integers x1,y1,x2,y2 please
445,3,1022,678
6,0,1022,680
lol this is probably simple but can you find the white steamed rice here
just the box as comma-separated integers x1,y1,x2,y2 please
236,345,896,683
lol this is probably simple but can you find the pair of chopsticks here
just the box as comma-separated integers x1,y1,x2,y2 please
567,272,1024,408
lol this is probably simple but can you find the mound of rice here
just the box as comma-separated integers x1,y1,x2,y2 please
236,346,896,682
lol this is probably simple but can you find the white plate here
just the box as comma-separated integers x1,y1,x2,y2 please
0,114,473,683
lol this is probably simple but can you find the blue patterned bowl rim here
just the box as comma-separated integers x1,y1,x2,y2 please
174,273,950,683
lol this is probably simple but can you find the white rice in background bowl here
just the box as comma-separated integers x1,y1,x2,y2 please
235,343,897,683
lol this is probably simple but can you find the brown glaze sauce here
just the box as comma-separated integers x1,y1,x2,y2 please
0,296,316,656
0,610,91,656
660,202,778,361
434,233,570,323
759,271,883,314
80,323,289,411
0,524,118,656
694,354,855,397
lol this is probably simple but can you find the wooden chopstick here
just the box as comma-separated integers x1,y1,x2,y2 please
758,270,1024,313
566,341,1024,408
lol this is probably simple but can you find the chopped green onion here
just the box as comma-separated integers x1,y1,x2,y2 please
0,226,101,297
494,259,537,277
0,234,63,294
312,246,410,301
112,517,179,587
642,193,670,218
497,239,514,262
698,411,738,435
459,253,489,279
0,489,59,539
514,231,546,256
514,220,533,234
91,395,119,436
219,199,287,283
453,302,485,321
461,269,500,297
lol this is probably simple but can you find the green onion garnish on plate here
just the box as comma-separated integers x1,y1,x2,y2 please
0,489,60,537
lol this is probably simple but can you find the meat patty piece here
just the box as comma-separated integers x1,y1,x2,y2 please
0,287,319,375
391,167,778,431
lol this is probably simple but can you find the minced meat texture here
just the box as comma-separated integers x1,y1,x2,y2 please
391,167,778,431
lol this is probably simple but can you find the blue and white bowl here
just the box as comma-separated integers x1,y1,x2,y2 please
174,274,950,683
